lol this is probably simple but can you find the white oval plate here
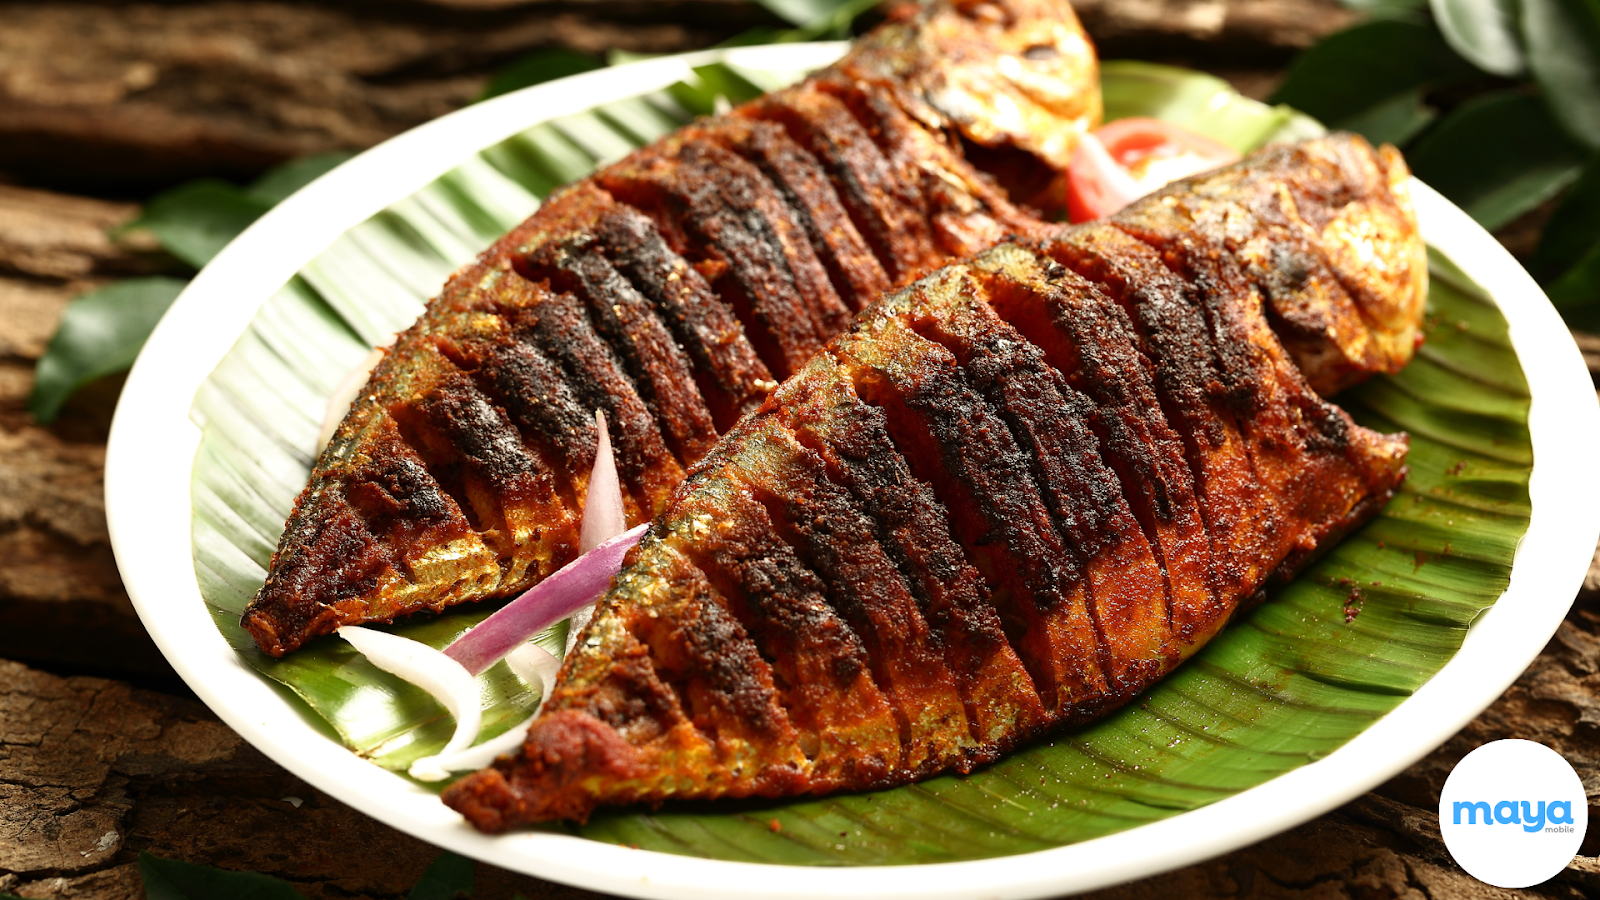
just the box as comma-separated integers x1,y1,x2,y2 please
106,44,1600,899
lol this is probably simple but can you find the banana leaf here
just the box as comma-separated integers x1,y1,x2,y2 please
189,56,1530,858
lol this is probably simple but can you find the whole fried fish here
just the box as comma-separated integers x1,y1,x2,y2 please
242,0,1098,656
439,134,1418,829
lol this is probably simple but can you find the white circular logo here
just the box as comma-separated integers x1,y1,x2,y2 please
1438,739,1586,888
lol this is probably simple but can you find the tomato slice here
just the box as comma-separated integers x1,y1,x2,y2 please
1065,117,1242,223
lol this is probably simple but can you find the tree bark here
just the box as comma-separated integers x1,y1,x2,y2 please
0,186,177,684
0,0,768,194
0,0,1352,193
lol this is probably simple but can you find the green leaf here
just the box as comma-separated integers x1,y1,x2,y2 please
1271,18,1477,139
1406,90,1587,230
121,154,355,269
1342,0,1430,18
139,852,305,900
729,0,879,44
1523,0,1600,148
606,49,660,66
126,180,272,269
29,152,352,422
1537,162,1600,314
1532,155,1600,319
29,277,186,423
1100,62,1316,152
406,851,475,900
249,152,357,206
718,26,790,47
789,0,883,40
1543,242,1600,311
188,60,1530,865
667,63,769,117
1331,86,1437,145
1533,156,1600,276
480,49,605,102
1431,0,1528,75
752,0,852,27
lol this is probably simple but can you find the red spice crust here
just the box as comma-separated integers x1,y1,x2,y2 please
443,710,644,830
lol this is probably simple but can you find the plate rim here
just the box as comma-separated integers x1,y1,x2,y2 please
104,45,1600,900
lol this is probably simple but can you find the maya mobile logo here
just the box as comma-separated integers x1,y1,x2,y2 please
1449,798,1578,832
1438,740,1586,888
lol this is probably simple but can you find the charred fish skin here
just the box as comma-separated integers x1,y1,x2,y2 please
441,134,1418,831
241,0,1106,657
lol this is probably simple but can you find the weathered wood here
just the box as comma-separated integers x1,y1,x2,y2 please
0,0,1354,192
0,186,176,683
0,1,767,193
0,658,607,900
1073,0,1355,63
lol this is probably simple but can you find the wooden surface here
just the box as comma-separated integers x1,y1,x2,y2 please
1,2,1597,897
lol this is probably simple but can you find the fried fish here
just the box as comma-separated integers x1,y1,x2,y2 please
241,0,1098,656
439,135,1418,829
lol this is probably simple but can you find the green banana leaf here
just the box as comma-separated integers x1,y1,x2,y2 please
189,55,1530,859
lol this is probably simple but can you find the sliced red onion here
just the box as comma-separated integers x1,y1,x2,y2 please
568,410,627,654
410,717,535,781
317,337,395,449
443,523,648,676
578,410,626,555
505,642,562,702
563,611,595,660
337,626,482,781
403,643,561,779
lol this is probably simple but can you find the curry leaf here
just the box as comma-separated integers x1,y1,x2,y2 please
139,852,306,900
783,0,882,40
1270,18,1478,135
605,49,659,66
125,180,272,269
718,26,789,46
1405,90,1587,230
1536,155,1600,317
249,152,356,205
1523,0,1600,148
1341,0,1430,18
123,155,354,269
752,0,853,27
1533,157,1600,275
1431,0,1528,76
32,152,361,419
1334,86,1438,145
29,277,186,423
717,0,876,47
406,850,475,900
1543,242,1600,313
480,49,605,102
